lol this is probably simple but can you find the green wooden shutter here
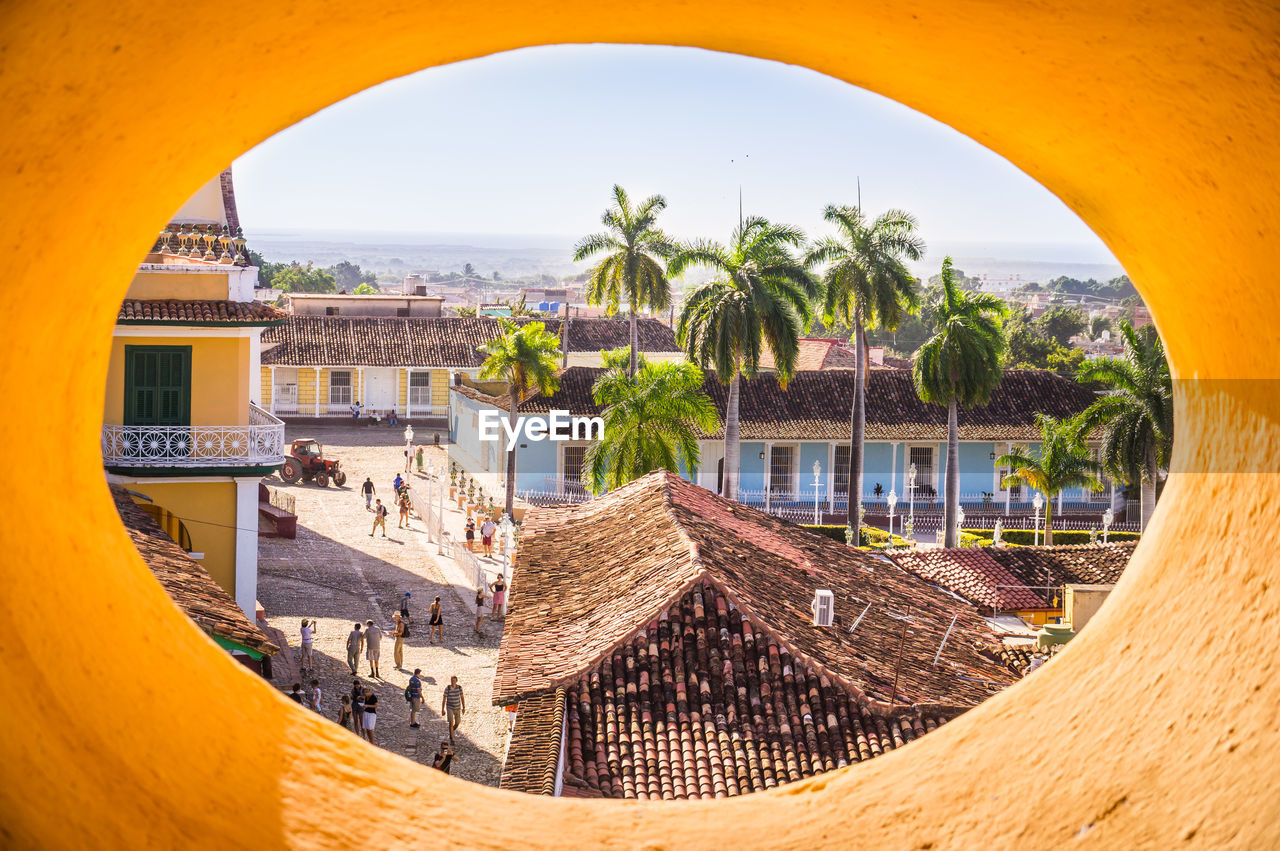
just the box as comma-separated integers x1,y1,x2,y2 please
124,346,191,427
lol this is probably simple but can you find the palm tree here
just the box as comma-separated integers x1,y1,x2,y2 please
478,319,562,517
670,216,817,500
913,257,1009,547
807,205,924,531
995,414,1103,545
1075,320,1172,530
581,349,720,495
574,185,677,378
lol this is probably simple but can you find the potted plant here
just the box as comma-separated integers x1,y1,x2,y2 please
448,464,458,500
982,491,993,507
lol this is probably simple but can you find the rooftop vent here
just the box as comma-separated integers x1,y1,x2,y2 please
811,589,834,627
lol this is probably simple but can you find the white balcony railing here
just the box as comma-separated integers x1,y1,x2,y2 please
102,403,285,468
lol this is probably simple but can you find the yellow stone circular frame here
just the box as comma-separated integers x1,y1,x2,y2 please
2,1,1277,846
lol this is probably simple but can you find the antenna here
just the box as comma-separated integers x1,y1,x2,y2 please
857,176,861,211
884,606,915,707
932,613,960,666
738,184,743,230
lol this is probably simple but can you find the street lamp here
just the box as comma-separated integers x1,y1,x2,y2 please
907,462,917,527
497,515,515,614
403,424,415,473
812,460,822,525
886,489,898,545
956,504,965,546
1033,493,1044,546
1102,507,1114,544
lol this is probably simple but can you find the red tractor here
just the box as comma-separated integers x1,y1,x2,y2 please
279,438,347,487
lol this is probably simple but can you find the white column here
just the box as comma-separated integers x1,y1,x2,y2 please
233,477,260,618
249,331,262,406
1004,441,1012,515
826,442,834,513
268,366,276,414
764,442,772,511
890,442,900,495
314,367,320,417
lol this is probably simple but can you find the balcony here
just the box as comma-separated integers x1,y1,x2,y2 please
102,403,285,470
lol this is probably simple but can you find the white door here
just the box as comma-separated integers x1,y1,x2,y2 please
273,368,298,412
365,368,397,413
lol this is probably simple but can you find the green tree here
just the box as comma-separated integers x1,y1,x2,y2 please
332,260,375,291
1036,305,1087,346
581,349,720,495
352,283,378,295
1088,314,1113,341
271,262,337,293
806,205,924,530
995,414,1103,545
478,320,563,517
1075,321,1172,531
247,249,285,289
574,185,677,378
913,257,1009,547
671,216,817,500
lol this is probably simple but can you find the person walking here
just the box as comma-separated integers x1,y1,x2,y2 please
474,587,486,635
391,612,407,670
399,592,412,620
337,694,353,730
361,477,376,510
397,491,411,529
364,619,384,678
370,499,388,537
431,742,453,774
361,687,379,745
350,679,365,723
464,518,475,552
480,517,496,557
415,445,424,473
406,668,425,728
441,676,465,744
308,679,323,713
345,622,364,676
428,596,443,645
393,473,404,496
489,576,507,621
299,619,316,672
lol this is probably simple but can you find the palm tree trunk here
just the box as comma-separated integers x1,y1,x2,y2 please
629,309,639,378
1141,440,1157,531
722,373,741,500
1043,498,1054,546
849,319,867,534
944,398,960,548
505,391,520,518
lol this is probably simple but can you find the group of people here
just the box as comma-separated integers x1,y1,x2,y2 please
463,515,499,557
472,577,507,635
348,401,400,426
364,474,414,537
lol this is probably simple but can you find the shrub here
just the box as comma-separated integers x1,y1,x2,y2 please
802,524,912,548
963,528,1140,546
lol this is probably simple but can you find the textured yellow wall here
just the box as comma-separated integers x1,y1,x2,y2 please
104,335,249,425
124,480,239,595
126,269,229,300
1,0,1278,848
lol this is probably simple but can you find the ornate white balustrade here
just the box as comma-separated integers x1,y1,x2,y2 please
102,404,285,468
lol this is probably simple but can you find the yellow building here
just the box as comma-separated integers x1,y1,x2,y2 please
103,169,286,616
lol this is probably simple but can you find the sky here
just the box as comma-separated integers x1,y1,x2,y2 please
233,45,1118,266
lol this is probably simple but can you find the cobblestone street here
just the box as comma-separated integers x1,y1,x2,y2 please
259,422,509,786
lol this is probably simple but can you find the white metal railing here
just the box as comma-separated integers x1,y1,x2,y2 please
102,403,285,467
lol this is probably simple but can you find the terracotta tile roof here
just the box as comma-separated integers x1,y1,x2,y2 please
261,316,677,369
490,366,1097,441
118,299,285,325
496,471,1014,712
758,338,859,371
987,640,1062,676
500,690,565,795
112,487,278,657
889,542,1136,609
552,581,958,800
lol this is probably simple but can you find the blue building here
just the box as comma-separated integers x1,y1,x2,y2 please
449,366,1117,525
